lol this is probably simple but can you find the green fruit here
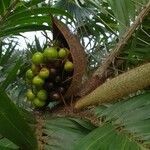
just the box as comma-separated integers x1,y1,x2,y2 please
31,64,40,75
26,89,35,101
58,48,67,58
32,52,43,65
37,90,47,101
26,69,34,79
64,61,74,72
33,98,45,107
43,47,58,60
39,68,49,79
32,76,44,87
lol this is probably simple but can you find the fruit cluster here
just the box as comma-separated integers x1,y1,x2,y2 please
26,47,74,108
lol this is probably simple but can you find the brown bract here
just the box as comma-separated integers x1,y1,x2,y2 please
52,18,87,99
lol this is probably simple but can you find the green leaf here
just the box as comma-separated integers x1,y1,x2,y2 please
34,36,42,52
0,87,38,150
74,123,140,150
44,117,96,150
0,137,19,150
2,16,52,28
0,43,17,66
0,0,11,15
6,7,73,22
54,0,91,23
1,59,21,90
19,108,36,125
7,0,43,15
0,6,73,37
107,0,130,35
0,24,50,37
0,146,17,150
21,0,44,8
94,92,150,149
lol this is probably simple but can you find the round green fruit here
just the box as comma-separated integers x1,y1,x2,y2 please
32,76,44,87
26,69,34,79
43,47,58,61
39,68,49,79
32,52,43,65
26,89,35,101
37,89,48,101
58,48,67,58
31,64,40,75
64,61,74,72
33,98,45,108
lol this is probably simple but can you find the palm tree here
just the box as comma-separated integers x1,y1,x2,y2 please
0,0,150,150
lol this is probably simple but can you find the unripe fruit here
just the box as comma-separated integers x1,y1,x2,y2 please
32,76,44,87
39,68,49,79
58,48,67,58
33,98,45,108
32,52,43,65
31,64,40,75
26,89,35,101
26,69,34,79
64,61,74,72
43,47,58,60
37,90,48,101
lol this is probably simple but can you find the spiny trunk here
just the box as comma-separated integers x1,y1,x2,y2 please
75,63,150,110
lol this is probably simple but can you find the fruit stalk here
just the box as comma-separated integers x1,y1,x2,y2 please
75,63,150,110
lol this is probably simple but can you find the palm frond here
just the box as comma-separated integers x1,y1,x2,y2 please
0,1,73,37
74,123,141,150
90,92,150,149
0,87,37,150
44,117,96,150
0,137,19,150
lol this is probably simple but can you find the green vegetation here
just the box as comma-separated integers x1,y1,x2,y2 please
0,0,149,150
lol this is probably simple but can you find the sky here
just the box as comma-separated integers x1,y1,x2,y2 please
16,31,48,50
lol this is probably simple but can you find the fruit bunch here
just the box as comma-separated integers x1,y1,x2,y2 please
25,46,74,108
